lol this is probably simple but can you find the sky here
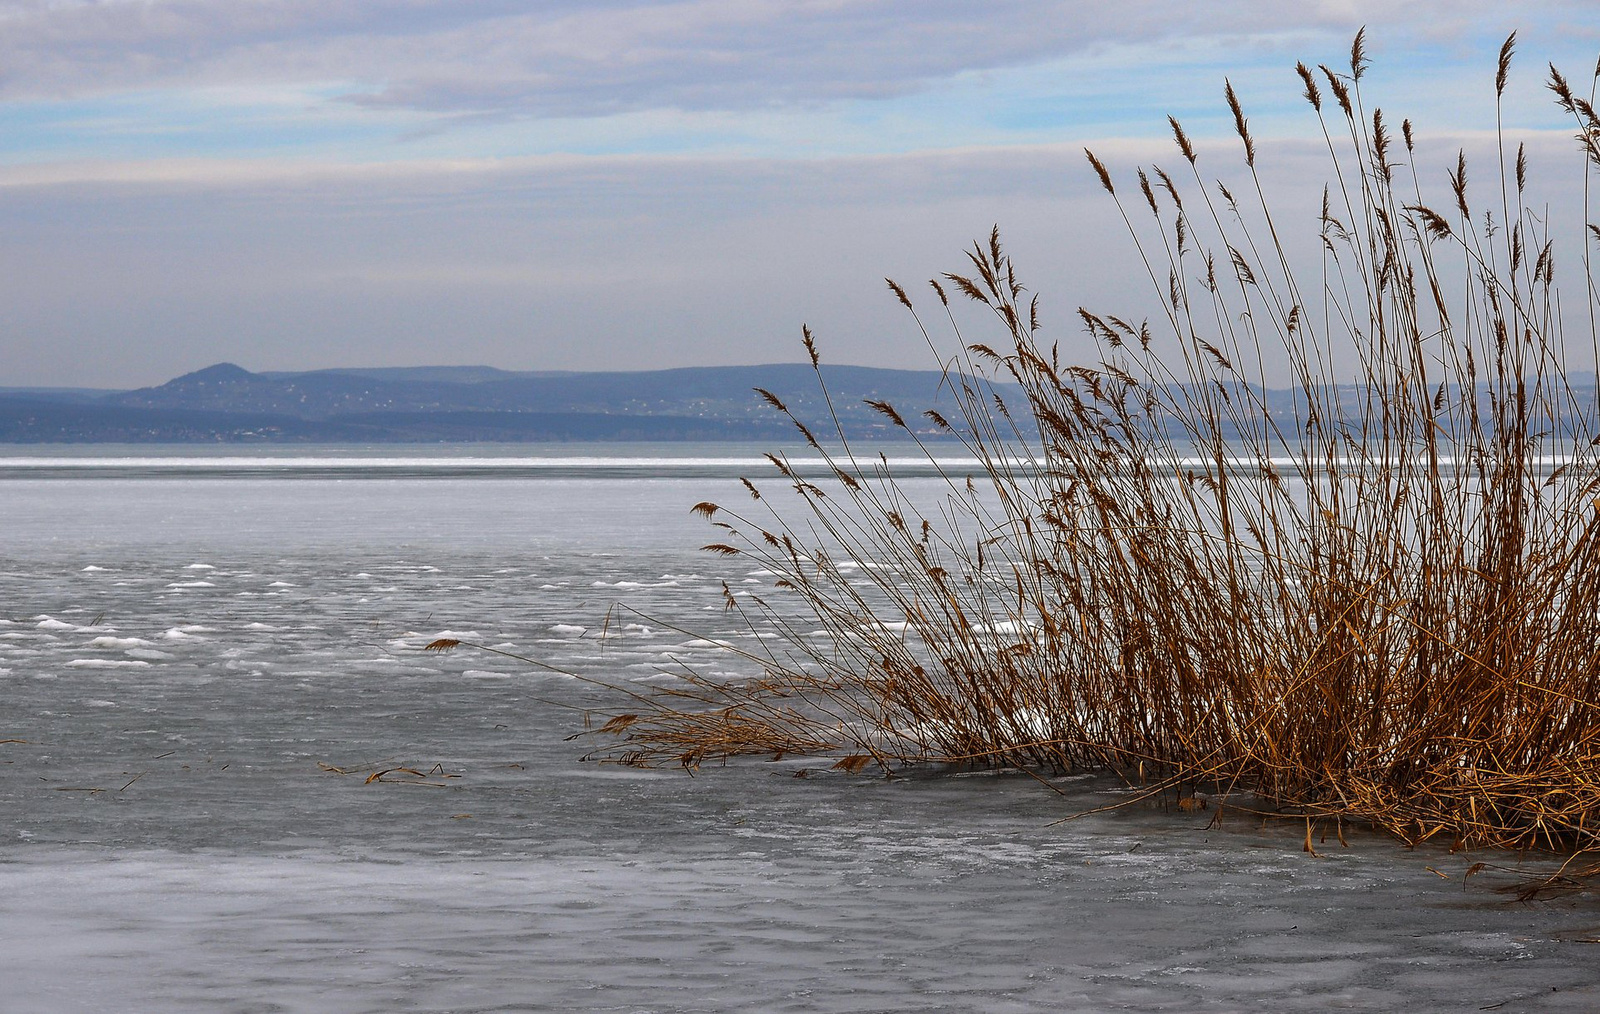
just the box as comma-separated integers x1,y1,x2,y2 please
2,0,1599,388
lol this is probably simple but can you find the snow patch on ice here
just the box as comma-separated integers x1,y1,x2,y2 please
65,659,150,669
85,636,153,650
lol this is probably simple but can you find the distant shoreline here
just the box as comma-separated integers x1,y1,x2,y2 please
0,361,997,444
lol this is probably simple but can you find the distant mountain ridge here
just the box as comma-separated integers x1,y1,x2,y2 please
5,361,1598,444
0,362,999,443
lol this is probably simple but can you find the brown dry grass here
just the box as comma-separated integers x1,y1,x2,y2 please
582,34,1600,854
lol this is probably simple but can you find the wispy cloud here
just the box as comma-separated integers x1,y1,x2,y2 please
0,1,1589,167
0,1,1585,121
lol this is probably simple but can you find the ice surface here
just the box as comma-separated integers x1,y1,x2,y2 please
2,467,1599,1013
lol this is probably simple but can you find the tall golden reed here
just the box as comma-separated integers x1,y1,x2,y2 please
588,33,1600,853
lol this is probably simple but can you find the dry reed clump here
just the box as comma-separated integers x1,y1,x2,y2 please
590,34,1600,853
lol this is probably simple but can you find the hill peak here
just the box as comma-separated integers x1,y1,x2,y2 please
170,363,256,385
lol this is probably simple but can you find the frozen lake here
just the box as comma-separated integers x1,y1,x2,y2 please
2,445,1598,1012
